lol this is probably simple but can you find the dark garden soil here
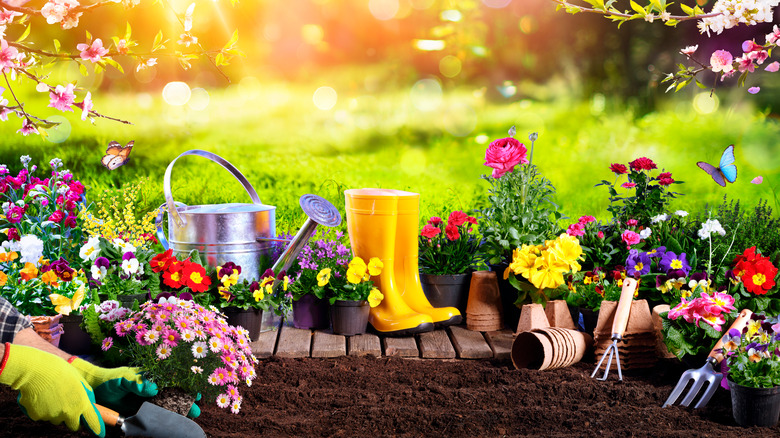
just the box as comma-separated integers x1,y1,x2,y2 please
1,355,778,437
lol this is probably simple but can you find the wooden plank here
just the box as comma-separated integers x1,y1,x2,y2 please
274,326,312,358
485,329,515,360
418,330,456,359
348,334,381,357
250,329,280,359
311,331,346,358
383,336,418,357
448,325,494,359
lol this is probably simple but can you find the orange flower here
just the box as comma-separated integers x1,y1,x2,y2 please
20,263,39,281
0,251,18,263
0,271,7,287
41,270,59,287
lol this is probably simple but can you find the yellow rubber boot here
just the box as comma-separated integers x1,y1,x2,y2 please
345,189,434,336
391,190,462,327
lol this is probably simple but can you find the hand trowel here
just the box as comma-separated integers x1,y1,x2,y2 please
97,402,207,438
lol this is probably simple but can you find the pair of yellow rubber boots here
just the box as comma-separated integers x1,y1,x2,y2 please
345,189,462,336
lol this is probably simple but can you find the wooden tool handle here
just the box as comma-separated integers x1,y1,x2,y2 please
96,404,123,427
708,309,753,364
611,278,637,338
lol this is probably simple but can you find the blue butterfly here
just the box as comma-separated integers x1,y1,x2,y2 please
697,145,737,187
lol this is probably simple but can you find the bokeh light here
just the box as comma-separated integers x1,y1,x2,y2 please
410,0,435,9
162,82,192,106
692,92,719,114
399,148,427,176
368,0,399,20
414,39,445,51
519,16,538,34
439,55,462,78
482,0,512,8
313,86,338,110
440,10,462,22
442,103,477,137
43,115,71,144
187,88,210,111
301,24,324,45
409,79,442,112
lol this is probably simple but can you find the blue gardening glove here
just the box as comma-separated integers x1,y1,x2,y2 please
0,343,105,437
69,357,158,415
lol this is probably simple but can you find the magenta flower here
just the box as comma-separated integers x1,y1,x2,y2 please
710,50,734,74
17,119,38,136
6,205,25,223
101,337,113,351
768,25,780,45
484,137,529,178
48,83,76,112
578,215,596,224
597,231,604,239
742,40,763,53
626,219,638,227
736,55,756,73
75,91,93,120
766,62,780,73
621,230,640,247
77,39,109,63
609,163,628,174
668,298,694,323
566,222,585,237
621,182,637,189
748,87,761,94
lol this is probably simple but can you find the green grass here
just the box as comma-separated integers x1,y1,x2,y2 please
1,80,778,235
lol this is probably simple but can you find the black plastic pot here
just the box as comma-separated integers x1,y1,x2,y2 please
292,294,330,330
578,307,600,337
728,379,780,427
224,307,262,341
58,314,93,356
330,300,370,336
489,263,520,330
420,272,472,316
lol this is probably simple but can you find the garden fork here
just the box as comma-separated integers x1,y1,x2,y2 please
591,278,637,382
662,309,752,409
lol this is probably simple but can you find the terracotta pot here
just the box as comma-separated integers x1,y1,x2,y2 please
223,307,262,341
292,294,330,330
728,380,780,427
28,315,64,347
420,272,472,316
330,300,370,336
489,263,521,330
59,314,93,356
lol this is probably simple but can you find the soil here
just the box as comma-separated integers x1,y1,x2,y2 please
1,356,778,437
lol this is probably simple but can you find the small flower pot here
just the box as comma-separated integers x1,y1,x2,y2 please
58,314,93,356
292,294,330,330
224,307,262,342
489,263,521,330
420,272,472,316
330,300,370,336
28,314,64,347
728,379,780,427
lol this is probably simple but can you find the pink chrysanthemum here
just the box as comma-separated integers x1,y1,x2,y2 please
161,328,180,346
156,344,172,360
101,337,113,351
230,400,241,414
191,342,208,359
216,393,230,408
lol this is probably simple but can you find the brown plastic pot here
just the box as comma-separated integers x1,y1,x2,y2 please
330,300,370,336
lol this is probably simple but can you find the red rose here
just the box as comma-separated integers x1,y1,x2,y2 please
448,211,468,227
445,223,460,241
629,157,657,171
420,224,441,239
427,216,443,226
484,137,528,179
151,249,174,273
658,172,674,186
609,163,628,174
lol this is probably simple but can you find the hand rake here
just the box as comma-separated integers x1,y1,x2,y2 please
662,308,753,409
591,278,637,382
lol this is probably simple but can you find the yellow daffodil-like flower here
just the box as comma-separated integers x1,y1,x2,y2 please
551,234,583,273
253,289,264,302
528,251,569,290
347,257,367,284
367,288,384,308
509,245,540,279
747,319,762,337
317,268,331,287
346,267,363,284
367,257,383,276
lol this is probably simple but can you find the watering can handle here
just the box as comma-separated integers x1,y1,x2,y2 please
155,201,187,250
164,149,262,228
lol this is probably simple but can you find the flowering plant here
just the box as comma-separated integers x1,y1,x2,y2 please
727,246,780,314
287,230,351,302
597,157,683,227
0,241,88,316
661,288,737,359
320,256,385,307
722,315,780,388
149,249,212,297
102,297,257,414
418,210,481,275
193,262,278,312
79,236,159,301
1,156,86,264
79,300,132,365
480,129,561,265
504,233,583,305
565,215,624,270
564,267,629,311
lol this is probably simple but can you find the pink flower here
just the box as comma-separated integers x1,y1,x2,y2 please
736,55,755,73
420,224,440,239
658,171,675,186
0,39,19,70
749,50,768,65
427,216,442,226
626,219,638,227
136,58,157,72
621,182,637,189
101,337,113,351
628,157,657,171
77,39,109,63
74,91,92,120
17,119,38,136
742,40,763,53
578,215,596,224
445,223,460,241
767,25,780,45
566,222,585,237
48,83,76,112
668,298,693,322
6,205,24,223
748,87,760,94
609,163,628,174
0,9,22,25
680,45,698,55
766,62,780,73
48,210,65,223
621,230,640,247
41,0,82,29
0,97,13,121
448,211,468,227
597,231,605,239
484,137,528,178
710,50,734,74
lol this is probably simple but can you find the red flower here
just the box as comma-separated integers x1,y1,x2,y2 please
6,228,19,241
609,163,628,174
445,223,460,241
163,267,184,289
621,182,637,189
420,224,441,239
63,214,77,228
742,263,777,295
182,261,211,293
151,249,174,273
6,205,25,223
48,210,66,223
427,216,443,226
658,172,675,186
448,211,468,227
629,157,657,171
466,216,477,225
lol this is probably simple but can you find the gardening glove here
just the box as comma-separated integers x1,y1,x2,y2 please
188,393,202,418
69,357,158,415
0,343,105,437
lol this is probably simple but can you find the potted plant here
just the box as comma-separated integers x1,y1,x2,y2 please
563,267,628,335
317,256,384,336
479,129,562,327
418,210,481,315
79,299,132,362
722,315,780,427
102,296,258,415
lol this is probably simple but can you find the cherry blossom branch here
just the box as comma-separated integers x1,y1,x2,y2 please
4,72,31,122
553,0,722,23
0,0,117,16
8,41,221,60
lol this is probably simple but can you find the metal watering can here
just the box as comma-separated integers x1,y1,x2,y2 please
155,150,341,282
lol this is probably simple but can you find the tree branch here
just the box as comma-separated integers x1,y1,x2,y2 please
553,1,722,22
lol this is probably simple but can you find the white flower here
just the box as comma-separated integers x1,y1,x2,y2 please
191,342,208,358
674,210,688,217
79,236,101,261
157,296,179,305
112,238,136,255
20,155,31,166
91,264,107,281
49,158,62,169
639,228,652,239
19,234,44,265
697,219,726,240
651,214,669,224
699,0,780,35
191,365,203,374
121,257,140,275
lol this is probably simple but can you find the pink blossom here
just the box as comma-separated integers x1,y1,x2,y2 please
578,215,596,224
17,119,37,136
48,83,76,112
566,222,585,237
766,25,780,45
0,38,18,70
0,97,13,121
749,50,768,65
668,298,695,323
748,87,761,94
484,137,529,179
680,45,698,55
626,219,638,227
41,0,81,29
766,62,780,73
597,231,604,239
710,50,734,74
0,9,22,25
74,91,92,120
178,33,198,47
77,39,109,63
736,55,756,73
621,182,637,189
136,58,157,72
742,40,763,53
116,39,128,54
621,230,640,247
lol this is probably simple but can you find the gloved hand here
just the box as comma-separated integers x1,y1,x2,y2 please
0,343,105,437
69,357,158,415
188,393,202,418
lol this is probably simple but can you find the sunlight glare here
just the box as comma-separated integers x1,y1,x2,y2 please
368,0,399,20
413,39,445,51
519,16,538,34
136,93,153,109
162,81,191,106
400,149,427,176
693,92,719,114
475,134,490,145
410,79,442,112
442,102,477,137
410,0,435,9
302,24,324,45
43,115,71,144
187,88,210,111
313,86,338,110
439,55,462,78
482,0,512,8
440,10,462,22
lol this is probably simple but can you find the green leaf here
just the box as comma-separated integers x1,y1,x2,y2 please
680,3,694,15
53,39,61,53
629,0,645,14
85,30,92,42
77,61,88,76
16,23,31,43
224,29,239,50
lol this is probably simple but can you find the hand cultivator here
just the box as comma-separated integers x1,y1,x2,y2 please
662,309,753,409
591,278,637,382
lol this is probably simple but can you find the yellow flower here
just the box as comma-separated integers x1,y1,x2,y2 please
41,270,59,287
317,268,331,287
367,288,384,308
528,251,569,290
347,257,367,284
367,257,383,276
0,271,6,286
283,275,290,291
218,286,232,300
20,263,39,281
260,277,274,289
253,289,264,302
346,267,363,284
747,320,762,337
551,234,583,272
509,245,540,279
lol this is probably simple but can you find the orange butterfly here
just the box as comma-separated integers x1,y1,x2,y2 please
101,140,134,170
